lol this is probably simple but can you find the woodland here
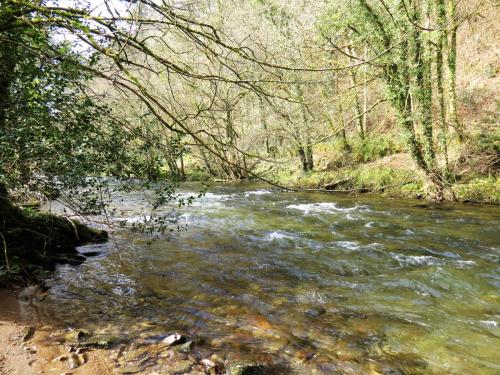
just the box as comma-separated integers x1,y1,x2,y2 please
0,0,498,294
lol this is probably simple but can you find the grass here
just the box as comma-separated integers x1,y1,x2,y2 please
184,126,498,204
258,131,498,203
452,177,500,204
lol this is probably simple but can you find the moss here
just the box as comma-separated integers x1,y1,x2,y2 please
452,177,500,204
1,185,108,284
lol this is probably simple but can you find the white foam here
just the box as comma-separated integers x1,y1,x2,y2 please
455,260,476,268
268,231,297,241
393,254,442,267
296,290,327,304
287,202,368,215
334,241,361,251
480,320,498,328
244,190,272,197
115,215,151,224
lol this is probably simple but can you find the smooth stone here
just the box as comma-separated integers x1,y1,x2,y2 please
67,353,80,369
163,333,186,346
75,335,116,349
295,350,316,362
143,334,168,344
201,358,216,369
248,315,273,330
64,328,90,343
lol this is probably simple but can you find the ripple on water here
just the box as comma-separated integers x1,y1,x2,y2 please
244,189,272,197
392,254,444,267
286,202,370,215
39,186,500,375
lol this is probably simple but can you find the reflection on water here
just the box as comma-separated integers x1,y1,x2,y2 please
41,183,500,374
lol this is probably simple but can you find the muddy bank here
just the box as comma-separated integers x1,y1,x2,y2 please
0,288,112,375
0,289,39,375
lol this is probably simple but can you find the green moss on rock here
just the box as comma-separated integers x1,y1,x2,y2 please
0,183,107,283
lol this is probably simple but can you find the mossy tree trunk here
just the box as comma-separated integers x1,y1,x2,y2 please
436,0,450,174
357,0,450,200
347,46,366,141
446,0,462,140
413,0,435,169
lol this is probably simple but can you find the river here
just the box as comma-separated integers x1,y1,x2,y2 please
39,183,500,374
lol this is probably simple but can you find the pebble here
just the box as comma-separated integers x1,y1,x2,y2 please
201,358,216,368
68,353,80,369
163,333,185,346
22,326,35,342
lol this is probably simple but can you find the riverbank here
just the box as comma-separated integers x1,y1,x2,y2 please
184,127,499,204
0,287,283,375
0,288,115,374
0,289,39,375
250,150,498,204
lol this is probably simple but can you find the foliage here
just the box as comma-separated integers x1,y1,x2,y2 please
352,135,402,163
452,177,500,204
0,1,193,233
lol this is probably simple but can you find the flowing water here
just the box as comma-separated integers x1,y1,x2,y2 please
40,184,499,374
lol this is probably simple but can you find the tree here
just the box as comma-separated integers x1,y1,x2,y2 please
319,0,472,198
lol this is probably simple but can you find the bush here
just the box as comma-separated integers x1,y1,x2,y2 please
352,135,402,163
453,177,500,204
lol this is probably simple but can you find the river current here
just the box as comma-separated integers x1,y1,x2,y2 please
40,184,500,374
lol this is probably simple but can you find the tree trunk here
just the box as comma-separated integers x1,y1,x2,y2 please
446,0,462,140
259,96,271,156
305,142,314,171
363,45,368,135
436,0,450,174
347,46,365,140
413,1,435,168
341,129,351,152
297,145,309,172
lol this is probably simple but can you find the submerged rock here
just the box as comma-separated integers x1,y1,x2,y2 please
161,359,192,374
305,307,326,318
71,335,116,349
226,361,266,375
163,333,186,346
175,340,195,353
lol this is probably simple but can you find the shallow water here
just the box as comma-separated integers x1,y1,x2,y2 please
41,183,500,374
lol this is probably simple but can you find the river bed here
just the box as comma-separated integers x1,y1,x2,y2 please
38,183,500,374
